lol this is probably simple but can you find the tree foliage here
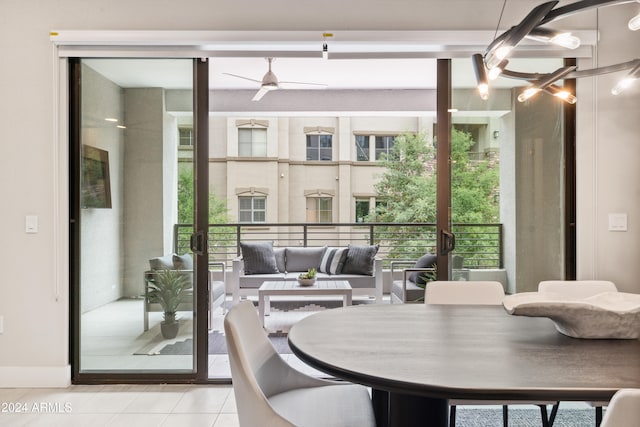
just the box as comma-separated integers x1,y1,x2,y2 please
374,129,498,224
373,129,499,263
177,168,229,225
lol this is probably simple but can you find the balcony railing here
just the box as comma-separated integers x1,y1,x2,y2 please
174,222,503,270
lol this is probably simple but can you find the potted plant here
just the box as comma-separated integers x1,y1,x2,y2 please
147,268,191,339
297,268,317,286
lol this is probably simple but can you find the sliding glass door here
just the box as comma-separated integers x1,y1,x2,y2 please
448,57,569,293
71,58,208,379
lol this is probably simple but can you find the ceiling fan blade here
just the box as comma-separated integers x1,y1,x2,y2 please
252,86,276,101
278,80,328,87
222,72,261,83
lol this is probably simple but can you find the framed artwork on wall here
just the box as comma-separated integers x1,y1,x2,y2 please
81,145,112,209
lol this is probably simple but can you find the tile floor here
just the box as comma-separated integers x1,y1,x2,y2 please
80,296,354,379
0,384,239,427
0,384,594,427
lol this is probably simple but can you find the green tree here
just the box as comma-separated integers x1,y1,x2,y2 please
373,130,499,263
177,168,229,224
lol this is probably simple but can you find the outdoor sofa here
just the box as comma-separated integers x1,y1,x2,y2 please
230,242,383,304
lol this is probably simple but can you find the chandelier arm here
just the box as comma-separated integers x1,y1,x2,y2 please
501,69,551,80
501,60,639,80
540,0,636,26
567,59,640,77
485,1,558,57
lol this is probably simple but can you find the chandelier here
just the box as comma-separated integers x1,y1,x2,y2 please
473,0,640,104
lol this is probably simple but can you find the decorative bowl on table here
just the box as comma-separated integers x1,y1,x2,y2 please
297,268,317,286
297,278,317,287
502,291,640,339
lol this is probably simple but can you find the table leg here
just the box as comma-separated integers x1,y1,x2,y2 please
372,389,389,427
345,291,352,306
372,389,448,427
258,293,265,327
265,296,271,316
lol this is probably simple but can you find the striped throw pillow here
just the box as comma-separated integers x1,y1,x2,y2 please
319,247,348,274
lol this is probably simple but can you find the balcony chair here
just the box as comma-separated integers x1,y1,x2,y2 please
224,301,376,427
391,254,469,304
537,280,618,426
425,281,559,427
599,389,640,427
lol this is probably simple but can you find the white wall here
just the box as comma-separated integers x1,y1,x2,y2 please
0,0,638,387
80,64,125,313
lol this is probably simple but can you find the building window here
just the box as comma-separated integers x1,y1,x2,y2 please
178,127,193,147
306,197,332,223
306,135,332,161
375,135,396,160
355,135,369,161
355,199,370,222
239,196,266,223
238,128,267,157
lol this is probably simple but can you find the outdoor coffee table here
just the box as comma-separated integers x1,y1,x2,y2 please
258,280,352,327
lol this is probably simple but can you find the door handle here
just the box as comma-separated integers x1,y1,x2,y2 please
190,231,206,256
440,230,456,255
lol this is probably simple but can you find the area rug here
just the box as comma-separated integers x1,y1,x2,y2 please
455,407,596,427
134,298,373,355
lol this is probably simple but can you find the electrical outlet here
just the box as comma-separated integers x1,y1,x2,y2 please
0,315,4,334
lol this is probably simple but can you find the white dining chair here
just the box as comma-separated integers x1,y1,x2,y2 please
538,279,618,426
224,300,376,427
599,388,640,427
425,281,559,427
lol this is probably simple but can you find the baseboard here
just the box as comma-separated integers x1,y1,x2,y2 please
0,365,71,388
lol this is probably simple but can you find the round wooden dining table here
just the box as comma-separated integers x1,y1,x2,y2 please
288,303,640,427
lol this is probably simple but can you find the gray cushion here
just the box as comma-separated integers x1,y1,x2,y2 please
392,279,425,302
285,247,326,272
341,244,379,276
240,241,279,275
274,247,286,273
173,253,193,270
149,253,175,270
409,253,437,285
319,247,348,274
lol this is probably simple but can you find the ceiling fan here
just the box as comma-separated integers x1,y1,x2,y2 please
223,58,327,101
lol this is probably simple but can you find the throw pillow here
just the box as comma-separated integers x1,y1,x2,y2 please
341,244,379,276
240,241,279,275
173,253,194,270
149,253,175,270
319,247,348,274
409,253,437,285
285,246,326,273
274,247,286,273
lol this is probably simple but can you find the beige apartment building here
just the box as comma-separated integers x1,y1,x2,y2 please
199,114,501,225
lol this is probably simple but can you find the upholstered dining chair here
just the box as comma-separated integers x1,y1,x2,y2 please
537,279,618,426
425,281,559,427
599,388,640,427
224,301,376,427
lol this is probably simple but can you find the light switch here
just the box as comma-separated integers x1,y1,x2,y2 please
25,215,38,233
608,213,628,231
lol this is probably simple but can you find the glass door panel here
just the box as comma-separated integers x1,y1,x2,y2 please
77,58,197,373
450,58,566,292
